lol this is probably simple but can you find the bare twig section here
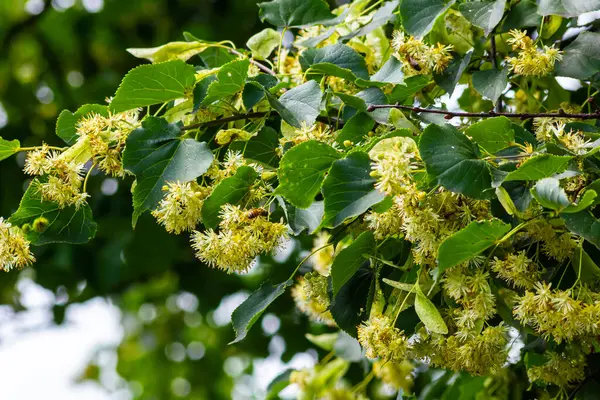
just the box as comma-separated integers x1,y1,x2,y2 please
228,48,277,76
366,104,600,120
181,113,344,131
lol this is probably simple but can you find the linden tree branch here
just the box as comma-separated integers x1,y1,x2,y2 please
366,104,600,120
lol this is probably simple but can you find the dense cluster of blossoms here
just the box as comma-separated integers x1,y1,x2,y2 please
391,31,453,75
527,351,587,388
491,251,539,289
190,204,287,273
24,144,88,208
0,218,35,271
291,272,336,325
514,283,600,343
506,29,563,77
357,314,410,363
151,181,211,234
75,107,140,177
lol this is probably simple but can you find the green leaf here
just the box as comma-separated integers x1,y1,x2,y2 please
495,186,521,216
538,0,600,17
258,0,336,28
202,166,258,229
571,248,600,283
267,80,323,128
414,288,448,334
110,60,197,113
565,190,598,213
436,159,493,199
419,124,493,198
202,59,250,105
0,137,20,162
353,87,390,125
370,56,405,85
342,0,399,39
334,332,363,362
502,1,541,30
127,41,208,63
305,332,339,351
242,74,278,110
278,198,324,235
229,126,279,168
561,211,600,249
277,140,340,208
9,179,97,245
420,124,477,175
531,178,571,211
335,112,375,145
388,75,431,103
459,0,506,37
56,104,109,145
400,0,456,38
434,50,472,96
246,28,281,60
437,219,511,272
555,32,600,80
192,75,217,111
300,44,370,81
503,154,572,182
331,231,375,296
472,67,508,104
321,152,385,228
122,117,214,226
230,279,292,344
465,116,515,154
266,369,294,400
330,266,374,336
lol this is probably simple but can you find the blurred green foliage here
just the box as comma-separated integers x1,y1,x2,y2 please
0,1,331,398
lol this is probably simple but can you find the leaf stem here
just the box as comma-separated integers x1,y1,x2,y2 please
276,27,288,75
288,243,333,281
18,146,65,152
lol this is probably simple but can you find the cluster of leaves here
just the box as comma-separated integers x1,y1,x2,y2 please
3,0,600,397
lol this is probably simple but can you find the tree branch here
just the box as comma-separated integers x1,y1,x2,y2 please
180,112,344,131
365,104,600,120
228,48,277,76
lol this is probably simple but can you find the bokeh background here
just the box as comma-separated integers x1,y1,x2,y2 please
0,1,334,398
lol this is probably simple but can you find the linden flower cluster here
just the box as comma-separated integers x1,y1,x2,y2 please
151,181,211,234
75,108,140,177
391,31,453,75
373,360,414,392
368,137,419,196
401,191,490,265
24,145,88,209
444,266,496,323
283,122,334,147
357,314,410,363
190,204,287,273
506,30,563,77
514,282,600,343
534,118,593,155
492,251,539,289
527,351,586,388
417,325,508,376
0,218,35,271
291,272,336,326
524,218,577,262
206,150,245,184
